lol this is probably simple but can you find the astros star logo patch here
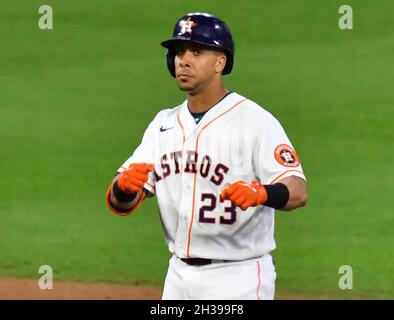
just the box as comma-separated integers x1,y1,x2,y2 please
274,144,300,167
179,17,198,34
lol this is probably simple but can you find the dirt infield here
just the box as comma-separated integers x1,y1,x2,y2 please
0,277,315,300
0,278,162,300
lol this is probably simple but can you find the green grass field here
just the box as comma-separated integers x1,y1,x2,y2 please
0,0,393,298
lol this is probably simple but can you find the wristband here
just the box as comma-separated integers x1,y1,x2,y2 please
112,180,138,203
108,195,133,214
264,183,289,209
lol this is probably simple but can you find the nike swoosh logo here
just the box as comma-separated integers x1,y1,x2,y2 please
159,125,175,132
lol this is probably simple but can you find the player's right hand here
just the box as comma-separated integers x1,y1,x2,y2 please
117,163,154,194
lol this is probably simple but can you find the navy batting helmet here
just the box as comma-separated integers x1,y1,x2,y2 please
160,12,235,77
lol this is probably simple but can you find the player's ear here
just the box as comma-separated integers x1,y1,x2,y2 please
215,53,227,74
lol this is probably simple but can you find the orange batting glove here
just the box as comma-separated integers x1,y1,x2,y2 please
117,163,154,194
220,180,268,211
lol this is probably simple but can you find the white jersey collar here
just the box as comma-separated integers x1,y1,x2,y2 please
177,92,246,138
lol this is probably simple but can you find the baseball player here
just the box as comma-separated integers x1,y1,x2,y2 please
106,12,308,300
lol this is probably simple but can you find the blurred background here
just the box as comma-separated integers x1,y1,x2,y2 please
0,0,393,299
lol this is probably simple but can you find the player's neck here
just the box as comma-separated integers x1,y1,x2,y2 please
186,82,228,113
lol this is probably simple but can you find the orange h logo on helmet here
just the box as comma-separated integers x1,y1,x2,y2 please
179,17,198,34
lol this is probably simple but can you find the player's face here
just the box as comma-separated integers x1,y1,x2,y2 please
174,42,226,93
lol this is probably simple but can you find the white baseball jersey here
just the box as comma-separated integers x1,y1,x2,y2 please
118,92,306,260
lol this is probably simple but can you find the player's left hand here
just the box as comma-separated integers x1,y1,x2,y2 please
220,181,268,210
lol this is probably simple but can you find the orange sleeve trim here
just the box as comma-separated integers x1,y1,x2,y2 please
105,184,146,217
269,170,305,185
145,181,154,189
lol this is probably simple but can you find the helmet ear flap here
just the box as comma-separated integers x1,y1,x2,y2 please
222,52,233,75
166,49,176,78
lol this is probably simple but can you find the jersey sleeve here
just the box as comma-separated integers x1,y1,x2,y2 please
116,110,167,194
253,112,306,185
